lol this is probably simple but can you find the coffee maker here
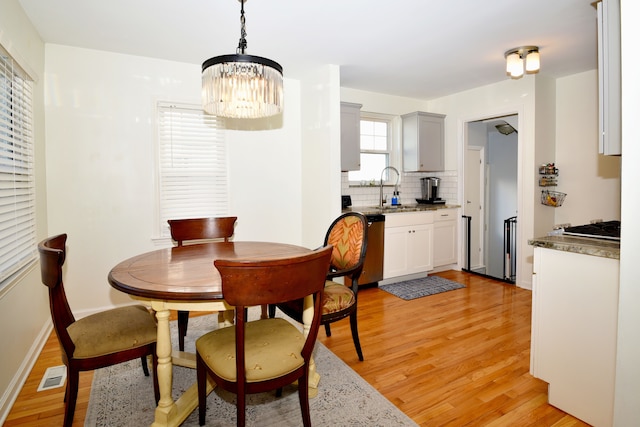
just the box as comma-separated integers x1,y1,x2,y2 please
419,177,445,204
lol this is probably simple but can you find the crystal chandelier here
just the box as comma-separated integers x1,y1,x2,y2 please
202,0,283,119
505,46,540,79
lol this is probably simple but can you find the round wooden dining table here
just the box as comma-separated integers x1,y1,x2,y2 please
108,241,316,427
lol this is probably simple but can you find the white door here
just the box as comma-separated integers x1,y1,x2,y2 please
464,146,484,271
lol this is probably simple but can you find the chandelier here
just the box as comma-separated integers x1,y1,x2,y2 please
202,0,283,119
505,46,540,79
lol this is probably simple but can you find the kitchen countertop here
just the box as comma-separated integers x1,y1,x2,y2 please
343,204,460,216
528,235,620,260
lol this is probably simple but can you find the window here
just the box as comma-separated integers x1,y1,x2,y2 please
156,102,228,238
0,45,35,289
347,114,395,184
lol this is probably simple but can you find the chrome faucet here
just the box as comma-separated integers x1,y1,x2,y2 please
379,166,400,207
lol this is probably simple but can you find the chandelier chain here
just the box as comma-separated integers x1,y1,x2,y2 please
237,0,247,54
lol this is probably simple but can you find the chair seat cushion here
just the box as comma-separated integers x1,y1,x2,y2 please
67,305,156,358
322,281,356,314
196,318,305,383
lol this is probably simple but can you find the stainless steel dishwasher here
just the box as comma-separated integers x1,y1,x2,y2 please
357,213,385,287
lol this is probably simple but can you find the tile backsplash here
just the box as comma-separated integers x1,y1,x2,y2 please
342,171,458,207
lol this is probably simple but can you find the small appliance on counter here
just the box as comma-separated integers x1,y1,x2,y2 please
341,195,352,209
416,177,445,204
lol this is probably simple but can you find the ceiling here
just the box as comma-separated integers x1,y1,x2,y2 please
18,0,599,100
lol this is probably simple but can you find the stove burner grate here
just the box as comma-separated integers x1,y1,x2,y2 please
563,220,620,240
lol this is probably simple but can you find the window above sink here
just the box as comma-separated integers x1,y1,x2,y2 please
347,112,400,186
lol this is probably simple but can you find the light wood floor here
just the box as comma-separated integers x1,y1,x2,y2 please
4,270,590,426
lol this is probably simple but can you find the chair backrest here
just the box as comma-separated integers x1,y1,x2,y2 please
168,216,237,246
323,212,368,281
214,245,333,361
38,234,76,359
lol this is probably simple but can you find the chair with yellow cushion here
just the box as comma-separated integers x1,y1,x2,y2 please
38,234,159,427
196,246,332,427
269,212,368,361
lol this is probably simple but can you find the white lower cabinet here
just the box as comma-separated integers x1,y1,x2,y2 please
433,209,458,267
531,247,619,427
383,212,433,279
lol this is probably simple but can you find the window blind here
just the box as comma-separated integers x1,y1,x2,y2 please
0,46,36,287
157,102,228,238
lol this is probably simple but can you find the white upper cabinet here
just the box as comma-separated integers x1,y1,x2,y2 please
597,0,621,156
402,111,446,172
340,102,362,171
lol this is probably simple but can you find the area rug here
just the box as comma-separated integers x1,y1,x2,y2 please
85,310,417,427
381,275,465,300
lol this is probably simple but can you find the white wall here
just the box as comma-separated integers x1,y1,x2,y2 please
532,76,558,239
0,0,48,422
614,0,640,423
555,70,621,225
341,87,430,119
300,65,343,248
226,78,305,245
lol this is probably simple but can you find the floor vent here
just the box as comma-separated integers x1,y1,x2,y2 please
37,365,67,392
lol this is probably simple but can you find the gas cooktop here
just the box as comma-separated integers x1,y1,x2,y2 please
562,220,621,241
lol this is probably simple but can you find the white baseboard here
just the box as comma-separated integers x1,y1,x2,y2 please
516,279,532,290
0,320,53,425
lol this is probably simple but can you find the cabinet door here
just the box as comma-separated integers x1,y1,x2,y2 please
597,0,621,155
384,223,434,279
433,220,457,267
408,224,433,273
416,114,444,172
340,102,362,171
383,225,411,279
402,111,445,172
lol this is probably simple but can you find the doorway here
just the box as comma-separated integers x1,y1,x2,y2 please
463,114,518,282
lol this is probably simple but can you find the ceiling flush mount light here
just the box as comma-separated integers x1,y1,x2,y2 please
202,0,283,119
504,46,540,79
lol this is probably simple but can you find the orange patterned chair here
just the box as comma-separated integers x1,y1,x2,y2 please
270,212,368,361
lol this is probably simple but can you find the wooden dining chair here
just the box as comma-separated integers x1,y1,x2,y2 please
168,216,237,351
269,212,369,361
195,245,332,427
38,234,159,427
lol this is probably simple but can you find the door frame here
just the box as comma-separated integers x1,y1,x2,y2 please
458,107,524,285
